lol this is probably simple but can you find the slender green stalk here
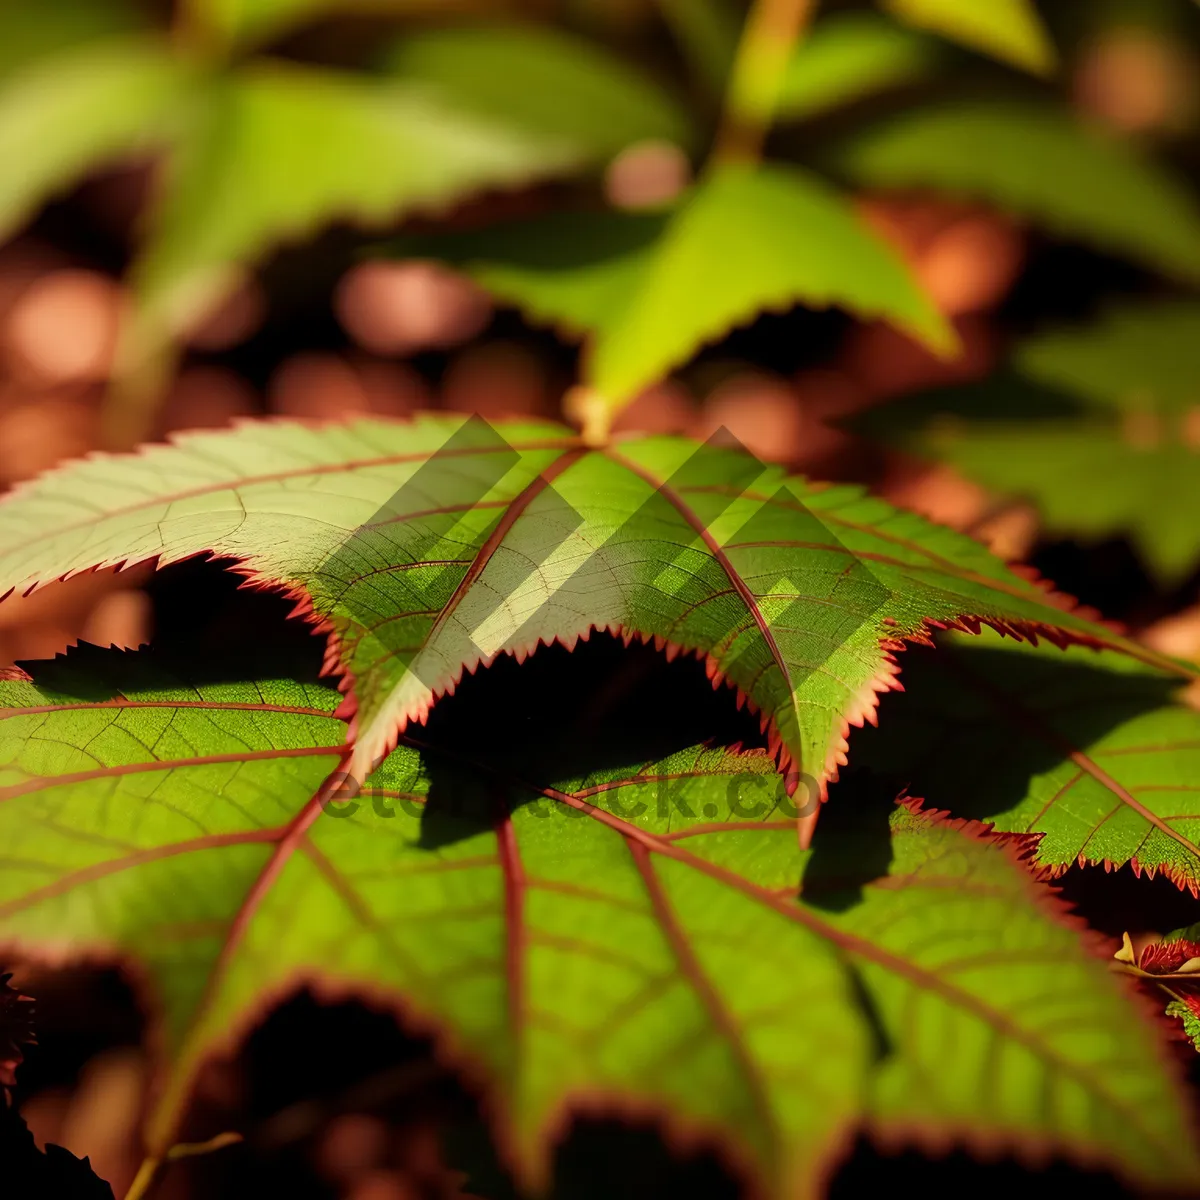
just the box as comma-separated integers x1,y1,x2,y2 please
167,1131,244,1160
713,0,817,164
123,1155,164,1200
124,1133,242,1199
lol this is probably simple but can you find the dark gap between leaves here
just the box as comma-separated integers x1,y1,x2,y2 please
411,632,769,851
143,559,331,683
418,630,768,781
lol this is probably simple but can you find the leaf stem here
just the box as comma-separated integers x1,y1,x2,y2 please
123,1155,164,1200
166,1130,244,1160
124,1133,242,1199
712,0,817,165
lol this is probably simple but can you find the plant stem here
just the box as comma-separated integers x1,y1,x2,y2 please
166,1130,244,1160
713,0,817,165
123,1154,164,1200
123,1133,240,1199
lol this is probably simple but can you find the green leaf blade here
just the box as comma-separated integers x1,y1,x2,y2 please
183,0,479,51
865,403,1200,583
2,647,1196,1192
833,100,1200,282
779,12,941,121
407,165,954,413
853,301,1200,582
0,417,1183,802
131,62,583,353
456,210,669,341
880,0,1055,75
0,0,149,79
850,628,1200,891
588,164,955,404
0,37,192,244
0,647,347,1109
835,806,1191,1181
1015,299,1200,414
386,22,696,158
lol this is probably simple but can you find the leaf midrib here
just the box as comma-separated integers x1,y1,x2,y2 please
628,836,783,1153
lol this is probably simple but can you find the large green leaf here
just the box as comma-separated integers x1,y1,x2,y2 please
831,100,1200,282
0,644,1195,1193
128,60,582,361
585,165,955,402
778,12,941,121
0,416,1188,794
852,302,1200,582
399,164,954,413
849,627,1200,892
0,37,193,243
385,22,695,157
880,0,1055,75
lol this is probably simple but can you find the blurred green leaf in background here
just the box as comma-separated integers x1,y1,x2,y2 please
881,0,1056,75
831,100,1200,282
3,0,1200,446
854,300,1200,582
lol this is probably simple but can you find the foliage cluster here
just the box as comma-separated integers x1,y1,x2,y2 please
3,1,1200,1198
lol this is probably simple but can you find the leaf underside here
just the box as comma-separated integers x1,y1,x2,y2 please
0,643,1196,1195
0,416,1179,793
